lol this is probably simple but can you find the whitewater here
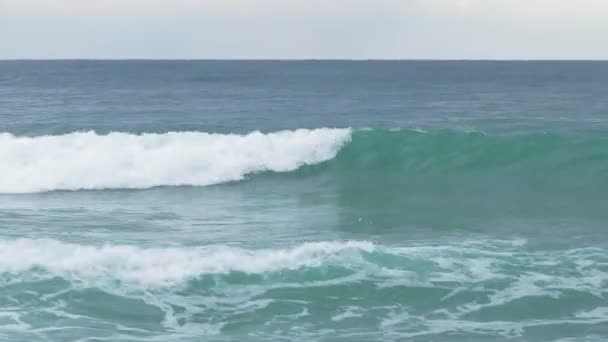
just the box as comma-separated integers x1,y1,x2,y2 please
0,128,351,193
2,238,608,341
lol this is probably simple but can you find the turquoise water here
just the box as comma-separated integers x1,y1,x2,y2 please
1,61,608,341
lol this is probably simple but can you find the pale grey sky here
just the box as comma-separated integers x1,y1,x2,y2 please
1,0,607,59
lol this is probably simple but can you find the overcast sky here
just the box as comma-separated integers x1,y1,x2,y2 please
1,0,607,59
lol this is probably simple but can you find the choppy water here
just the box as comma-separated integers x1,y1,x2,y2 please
1,61,607,341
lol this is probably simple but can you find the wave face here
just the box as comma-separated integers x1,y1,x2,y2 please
319,129,608,175
1,239,608,341
0,128,351,193
296,129,608,226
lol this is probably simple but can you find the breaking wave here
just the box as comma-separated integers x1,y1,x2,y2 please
0,128,351,193
2,128,606,194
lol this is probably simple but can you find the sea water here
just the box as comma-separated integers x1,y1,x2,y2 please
1,60,607,341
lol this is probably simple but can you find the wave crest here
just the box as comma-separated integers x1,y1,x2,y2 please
0,128,351,193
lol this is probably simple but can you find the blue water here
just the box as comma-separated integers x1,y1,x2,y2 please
1,61,607,341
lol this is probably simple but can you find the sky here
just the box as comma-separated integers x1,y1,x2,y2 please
1,0,608,59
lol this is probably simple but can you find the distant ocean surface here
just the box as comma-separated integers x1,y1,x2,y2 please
1,60,608,341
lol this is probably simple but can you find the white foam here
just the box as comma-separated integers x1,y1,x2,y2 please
0,239,375,286
331,306,363,322
0,128,352,193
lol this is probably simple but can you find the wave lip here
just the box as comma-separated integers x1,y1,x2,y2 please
0,128,352,193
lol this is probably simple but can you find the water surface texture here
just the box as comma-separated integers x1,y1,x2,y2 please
1,61,608,341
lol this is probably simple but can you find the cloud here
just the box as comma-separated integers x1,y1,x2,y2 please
1,0,607,59
4,0,608,11
1,0,407,13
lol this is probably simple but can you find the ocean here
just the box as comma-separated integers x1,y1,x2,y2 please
1,60,607,341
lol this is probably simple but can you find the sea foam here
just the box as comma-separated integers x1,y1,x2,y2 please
0,128,351,193
0,239,375,286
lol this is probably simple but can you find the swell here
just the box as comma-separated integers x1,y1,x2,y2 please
276,129,608,222
302,129,608,177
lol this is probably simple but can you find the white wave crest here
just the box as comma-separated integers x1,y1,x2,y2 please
0,128,351,193
0,239,375,286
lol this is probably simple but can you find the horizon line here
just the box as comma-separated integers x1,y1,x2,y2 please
2,58,608,62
